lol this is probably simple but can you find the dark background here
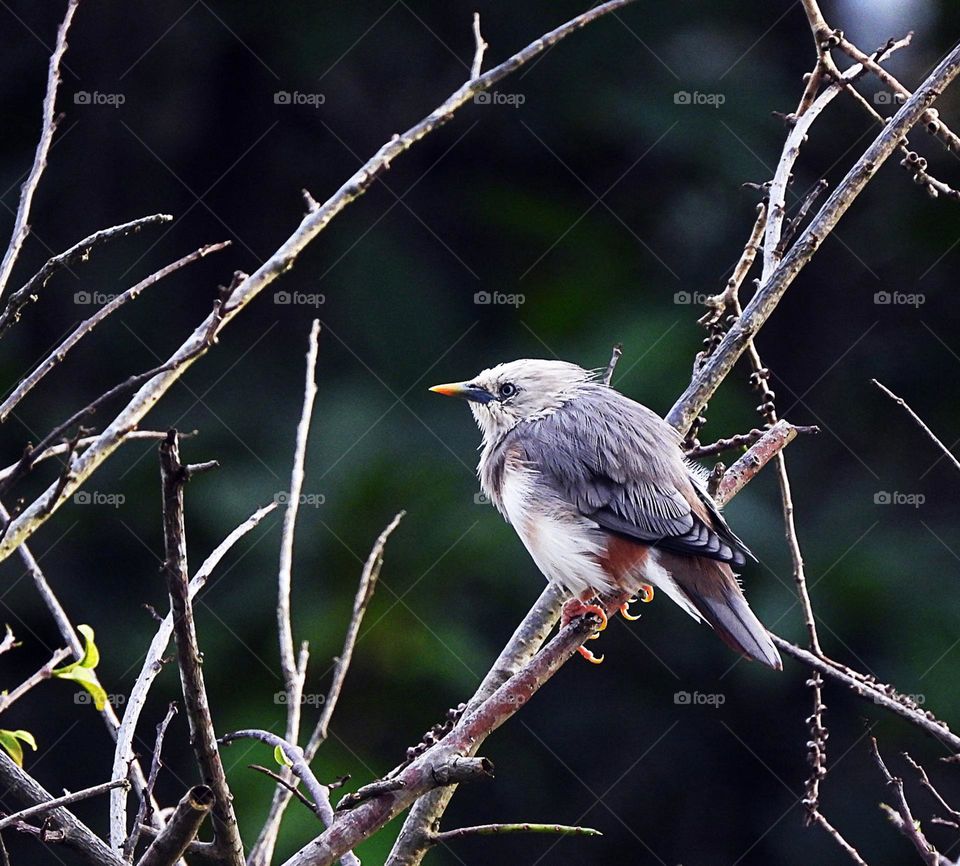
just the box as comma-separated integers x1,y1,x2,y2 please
1,1,959,864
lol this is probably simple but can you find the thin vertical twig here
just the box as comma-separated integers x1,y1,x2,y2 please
159,432,243,866
470,13,488,80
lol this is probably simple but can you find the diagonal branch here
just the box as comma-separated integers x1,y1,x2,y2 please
0,0,642,565
0,213,173,335
667,39,960,436
0,0,78,300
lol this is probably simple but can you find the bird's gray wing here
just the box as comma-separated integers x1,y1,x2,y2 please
515,385,751,567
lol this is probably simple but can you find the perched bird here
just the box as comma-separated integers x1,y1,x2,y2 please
430,359,781,669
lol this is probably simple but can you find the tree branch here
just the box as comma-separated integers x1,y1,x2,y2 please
136,786,213,866
667,40,960,436
0,213,172,335
0,0,642,565
158,431,243,866
0,0,78,300
0,750,126,866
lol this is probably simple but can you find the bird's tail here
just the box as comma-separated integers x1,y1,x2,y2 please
660,554,782,669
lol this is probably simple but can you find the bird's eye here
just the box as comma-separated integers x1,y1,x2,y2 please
498,382,517,400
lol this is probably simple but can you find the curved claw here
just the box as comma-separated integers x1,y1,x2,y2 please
619,599,642,621
580,603,608,632
578,645,605,664
639,584,655,603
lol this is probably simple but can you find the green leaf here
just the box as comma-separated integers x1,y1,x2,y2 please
274,744,292,767
54,624,107,710
0,729,37,766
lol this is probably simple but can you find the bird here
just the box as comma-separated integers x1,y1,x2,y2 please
430,358,782,670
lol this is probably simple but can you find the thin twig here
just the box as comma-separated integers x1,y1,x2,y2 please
0,646,70,714
122,702,177,861
0,0,79,300
249,765,318,814
807,811,870,866
470,13,488,80
0,778,129,831
430,822,601,844
872,379,960,474
872,739,944,866
251,511,405,866
0,431,182,484
602,343,623,386
667,40,960,436
0,241,229,423
278,320,322,752
685,425,818,459
158,431,243,866
0,0,643,566
903,753,960,827
0,213,172,334
109,501,276,849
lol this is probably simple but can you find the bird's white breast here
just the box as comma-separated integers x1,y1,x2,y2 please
498,464,615,598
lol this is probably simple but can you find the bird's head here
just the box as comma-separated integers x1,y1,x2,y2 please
430,359,595,442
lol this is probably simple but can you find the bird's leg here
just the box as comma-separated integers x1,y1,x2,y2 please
619,584,654,621
561,595,608,664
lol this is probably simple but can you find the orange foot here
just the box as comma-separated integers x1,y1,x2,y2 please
620,585,654,621
561,598,608,664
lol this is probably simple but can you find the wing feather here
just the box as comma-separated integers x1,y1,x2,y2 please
509,384,752,567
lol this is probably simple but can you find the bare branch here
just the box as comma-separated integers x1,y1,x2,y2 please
903,753,960,828
667,40,960,436
0,0,79,300
0,645,70,714
872,739,946,866
714,420,803,504
773,639,960,754
158,431,243,866
430,822,601,844
220,729,359,866
686,425,818,460
0,240,229,424
110,500,276,850
0,213,173,334
602,343,623,386
0,778,129,831
0,0,642,565
123,702,178,861
278,320,322,751
872,380,960,475
470,13,488,80
136,786,213,866
808,811,870,866
251,511,404,866
0,750,127,866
